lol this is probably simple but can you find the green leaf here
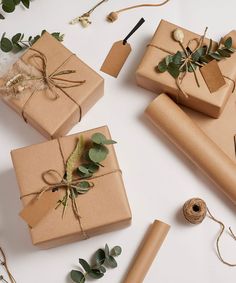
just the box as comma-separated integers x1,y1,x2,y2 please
94,249,105,266
87,163,99,173
103,139,117,145
88,145,108,163
99,266,106,273
2,0,16,13
156,60,167,73
167,62,180,79
110,246,122,256
105,244,109,258
217,49,231,58
172,51,182,64
105,256,117,268
165,55,173,65
66,136,84,183
0,14,5,20
13,0,20,4
89,269,104,279
224,37,232,49
188,63,197,72
79,259,91,273
209,52,221,61
191,47,206,62
13,42,23,52
78,181,90,189
11,33,21,43
1,36,13,52
70,270,85,283
21,0,30,8
78,165,90,175
91,133,107,144
207,39,213,54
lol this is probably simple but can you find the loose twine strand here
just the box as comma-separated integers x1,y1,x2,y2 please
183,198,236,267
0,248,16,283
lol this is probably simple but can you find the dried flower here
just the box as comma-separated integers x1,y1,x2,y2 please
107,12,118,22
173,28,184,43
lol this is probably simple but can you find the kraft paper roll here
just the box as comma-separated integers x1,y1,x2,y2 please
145,94,236,205
123,220,170,283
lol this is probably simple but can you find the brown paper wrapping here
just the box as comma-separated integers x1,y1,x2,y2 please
123,220,170,283
11,126,132,249
145,94,236,205
136,20,236,118
1,32,104,139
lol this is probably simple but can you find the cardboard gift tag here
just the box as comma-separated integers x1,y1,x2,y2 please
101,18,145,78
200,60,226,93
101,41,132,78
20,190,62,228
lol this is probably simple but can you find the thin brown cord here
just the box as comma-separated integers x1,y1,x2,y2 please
115,0,170,14
0,248,16,283
207,208,236,267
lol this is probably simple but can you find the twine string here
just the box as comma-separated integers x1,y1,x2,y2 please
0,248,16,283
183,198,236,267
21,48,85,122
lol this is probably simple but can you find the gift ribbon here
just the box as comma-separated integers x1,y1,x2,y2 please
19,48,86,123
20,138,122,240
147,39,236,102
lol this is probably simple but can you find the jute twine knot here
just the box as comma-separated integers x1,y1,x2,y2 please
182,198,236,267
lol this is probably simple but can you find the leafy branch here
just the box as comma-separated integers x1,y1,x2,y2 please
70,244,122,283
56,133,117,216
0,0,32,20
0,30,64,53
156,28,235,87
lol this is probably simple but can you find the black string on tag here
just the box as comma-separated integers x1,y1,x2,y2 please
123,18,145,45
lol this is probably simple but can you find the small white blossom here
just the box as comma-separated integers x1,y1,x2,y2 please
173,29,185,43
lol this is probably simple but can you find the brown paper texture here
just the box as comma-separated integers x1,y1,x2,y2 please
136,20,236,118
1,32,104,139
145,94,236,205
100,40,132,78
200,60,226,93
123,220,170,283
11,126,132,249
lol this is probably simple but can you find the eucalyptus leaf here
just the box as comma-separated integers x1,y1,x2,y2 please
217,49,231,58
157,60,167,73
21,0,30,8
172,51,182,64
91,133,106,144
89,269,104,279
224,37,232,49
105,256,117,268
79,259,91,273
111,246,122,256
88,145,108,163
94,249,105,266
11,33,21,43
1,37,13,52
70,270,85,283
167,62,180,79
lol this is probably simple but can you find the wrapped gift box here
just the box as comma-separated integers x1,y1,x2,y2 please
0,32,104,139
136,20,236,118
11,126,132,249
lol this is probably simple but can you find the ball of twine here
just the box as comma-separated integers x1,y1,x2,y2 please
183,198,207,224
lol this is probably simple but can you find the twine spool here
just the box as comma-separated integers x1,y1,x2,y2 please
182,198,236,267
183,198,207,224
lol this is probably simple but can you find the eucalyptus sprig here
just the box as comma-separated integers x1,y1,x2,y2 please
0,30,64,53
71,244,122,283
0,0,32,20
56,133,117,217
156,28,236,86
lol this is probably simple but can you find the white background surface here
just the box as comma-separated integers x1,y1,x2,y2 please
0,0,235,282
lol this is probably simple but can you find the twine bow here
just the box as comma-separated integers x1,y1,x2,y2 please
18,48,86,122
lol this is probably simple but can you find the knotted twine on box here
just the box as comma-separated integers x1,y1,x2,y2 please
0,48,86,123
20,137,121,240
183,198,236,267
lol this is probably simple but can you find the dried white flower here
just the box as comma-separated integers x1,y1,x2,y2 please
173,29,185,43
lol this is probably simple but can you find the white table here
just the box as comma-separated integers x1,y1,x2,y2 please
0,1,235,282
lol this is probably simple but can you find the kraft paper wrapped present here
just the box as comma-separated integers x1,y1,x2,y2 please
136,20,236,118
0,32,104,139
11,126,132,249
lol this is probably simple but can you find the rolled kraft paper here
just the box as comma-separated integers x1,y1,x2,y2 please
145,94,236,205
123,220,170,283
